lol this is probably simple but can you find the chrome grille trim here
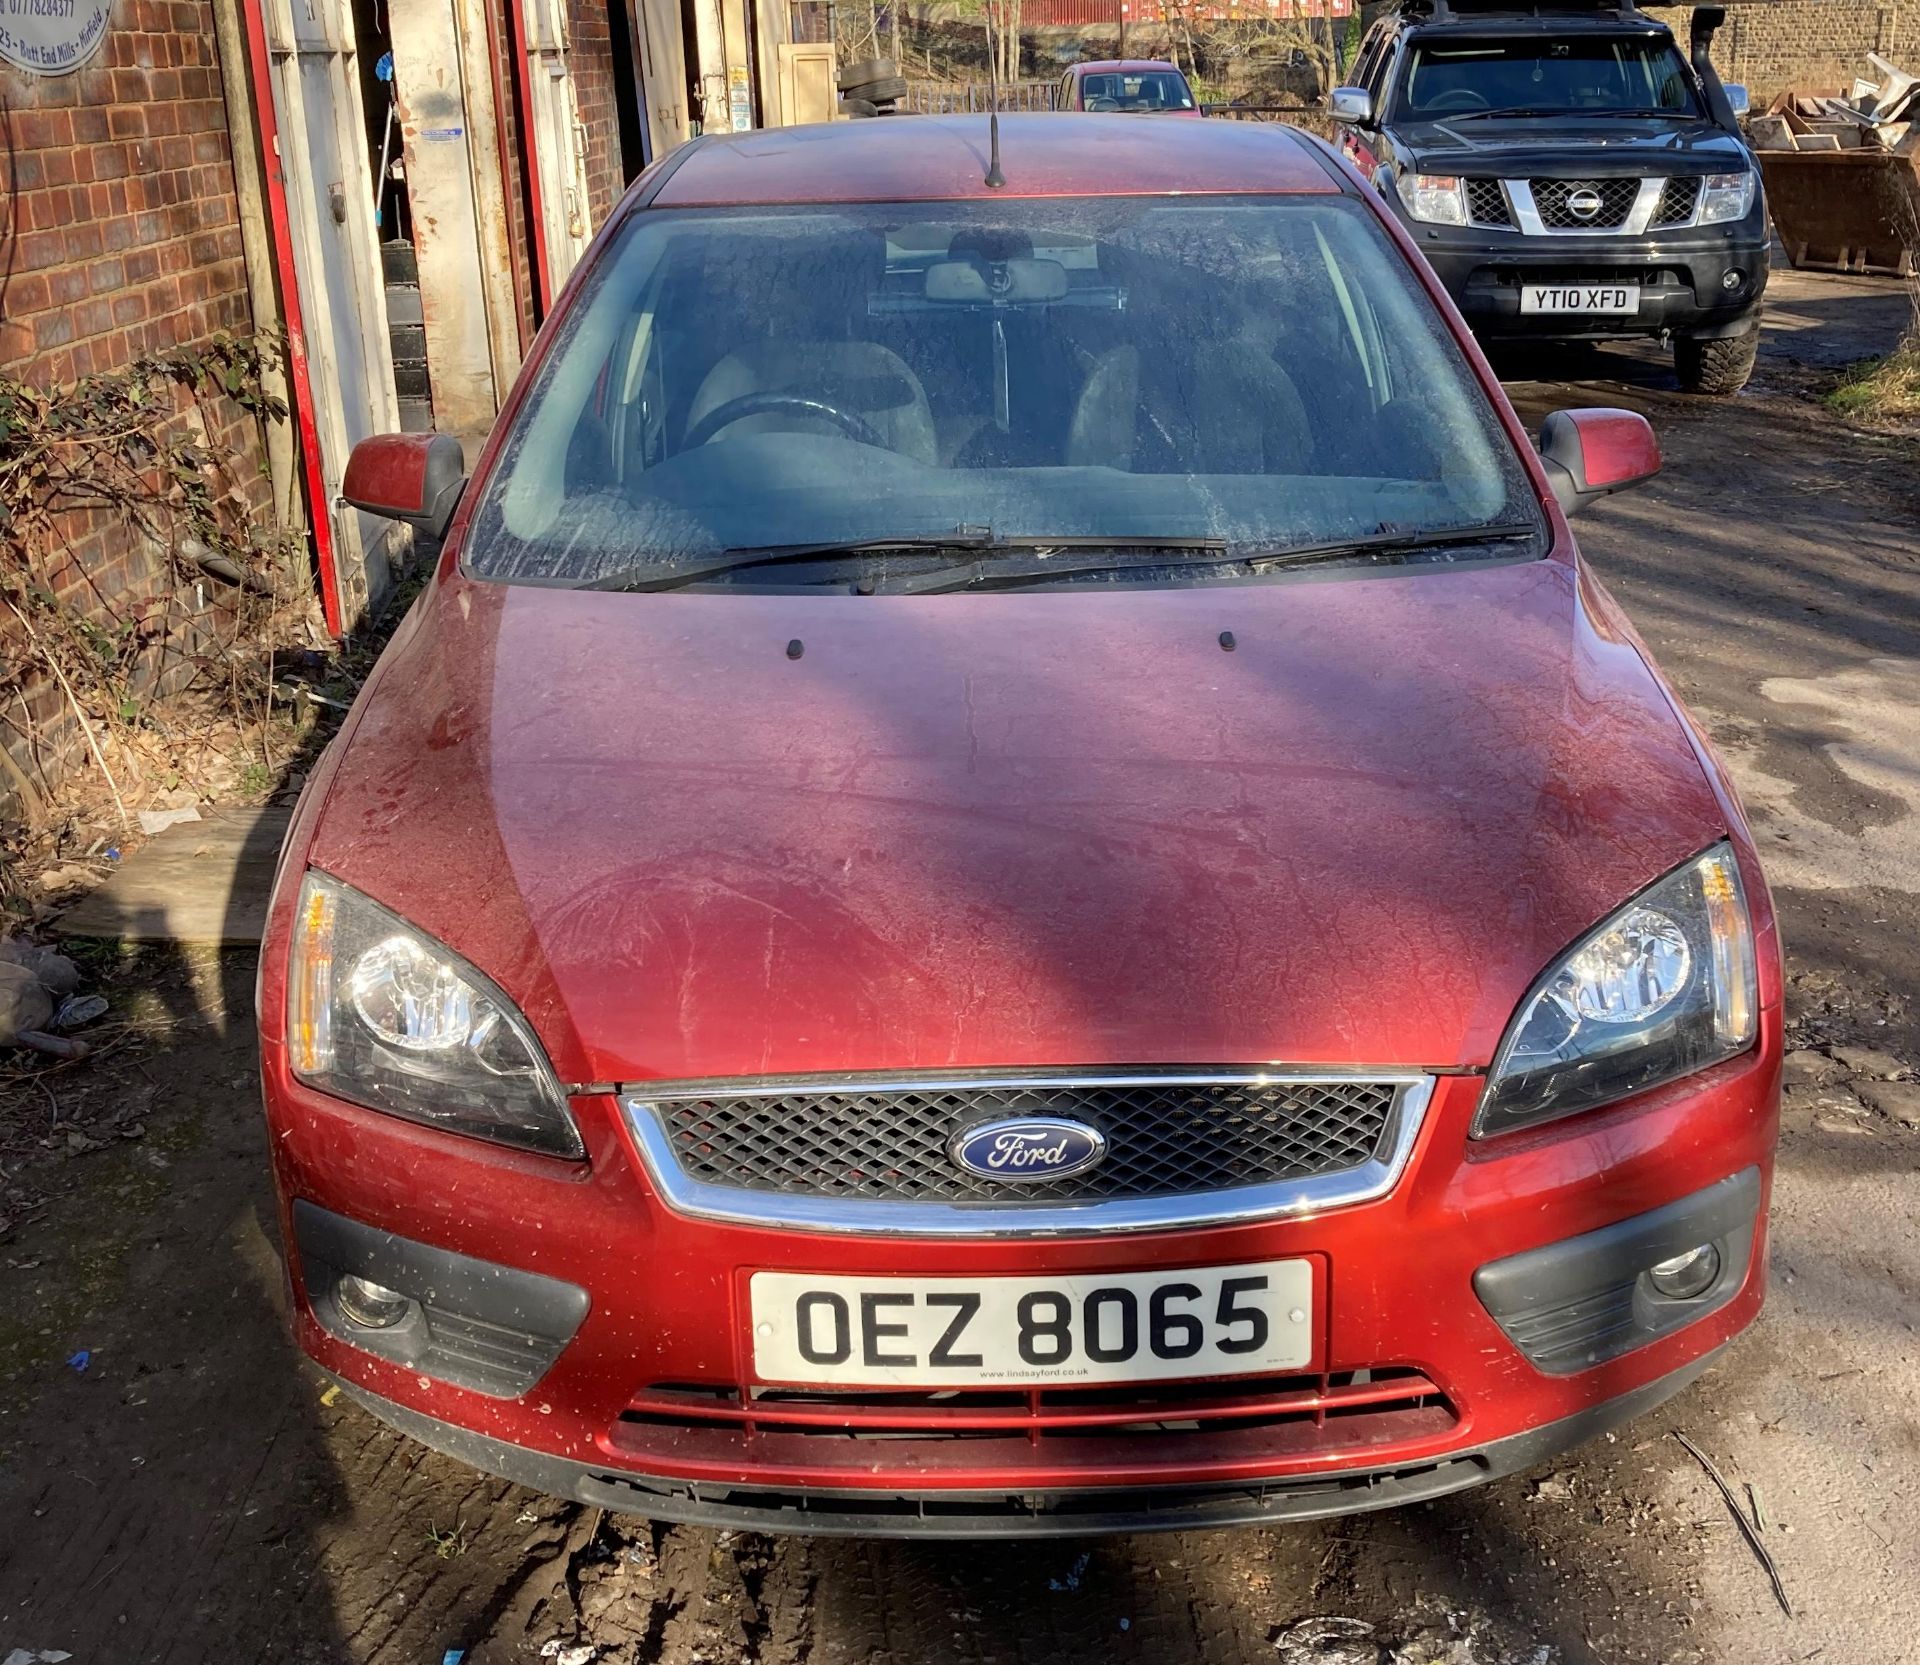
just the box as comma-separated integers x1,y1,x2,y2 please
620,1072,1436,1238
1464,178,1513,229
1506,176,1666,238
1652,176,1702,228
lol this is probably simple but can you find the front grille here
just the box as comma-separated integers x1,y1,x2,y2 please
1530,176,1640,230
653,1077,1402,1203
1653,176,1701,227
1469,265,1686,293
1465,177,1512,228
614,1367,1456,1451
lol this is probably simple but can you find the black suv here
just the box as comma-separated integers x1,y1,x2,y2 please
1332,1,1766,394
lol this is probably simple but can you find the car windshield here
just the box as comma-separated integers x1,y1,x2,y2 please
1082,71,1193,110
466,195,1539,588
1400,35,1699,119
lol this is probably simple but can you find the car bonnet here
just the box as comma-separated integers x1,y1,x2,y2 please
304,559,1725,1086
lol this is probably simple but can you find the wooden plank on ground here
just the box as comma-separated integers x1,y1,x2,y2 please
57,808,293,945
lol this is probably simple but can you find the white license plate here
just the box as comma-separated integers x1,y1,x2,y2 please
749,1259,1314,1387
1521,283,1641,315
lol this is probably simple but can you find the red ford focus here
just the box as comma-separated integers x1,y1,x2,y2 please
259,116,1781,1535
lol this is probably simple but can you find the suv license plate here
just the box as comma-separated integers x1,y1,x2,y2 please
749,1259,1314,1387
1521,284,1641,314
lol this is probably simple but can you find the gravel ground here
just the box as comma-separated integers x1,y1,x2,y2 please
0,265,1915,1665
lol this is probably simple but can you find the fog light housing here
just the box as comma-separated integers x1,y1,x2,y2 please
1647,1244,1720,1300
1722,269,1744,291
336,1272,411,1329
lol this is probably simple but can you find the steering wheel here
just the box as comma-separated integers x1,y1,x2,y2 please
683,392,886,451
1087,96,1119,111
1424,89,1491,112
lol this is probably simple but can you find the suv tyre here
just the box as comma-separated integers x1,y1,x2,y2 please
1676,326,1759,397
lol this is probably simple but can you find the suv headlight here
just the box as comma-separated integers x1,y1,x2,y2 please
1475,845,1758,1138
1396,173,1469,226
1697,172,1757,225
287,871,583,1158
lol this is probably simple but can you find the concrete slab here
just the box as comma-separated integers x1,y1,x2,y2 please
57,808,293,945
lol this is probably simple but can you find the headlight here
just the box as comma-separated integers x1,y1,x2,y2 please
1697,172,1756,225
1396,173,1469,227
1475,845,1758,1138
287,871,583,1158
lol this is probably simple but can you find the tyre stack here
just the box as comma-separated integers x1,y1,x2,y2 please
839,57,907,119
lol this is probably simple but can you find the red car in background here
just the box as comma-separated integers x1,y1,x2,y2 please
1058,59,1201,114
259,115,1780,1536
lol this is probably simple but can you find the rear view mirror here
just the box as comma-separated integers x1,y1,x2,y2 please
342,432,467,539
925,258,1069,304
1537,408,1661,516
1722,83,1751,117
1329,87,1372,125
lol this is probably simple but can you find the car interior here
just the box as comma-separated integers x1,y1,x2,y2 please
1401,39,1697,117
475,199,1523,574
572,213,1447,487
1077,71,1194,112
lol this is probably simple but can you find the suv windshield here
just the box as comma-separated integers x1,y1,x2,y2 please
1082,71,1193,110
467,196,1538,588
1400,35,1699,120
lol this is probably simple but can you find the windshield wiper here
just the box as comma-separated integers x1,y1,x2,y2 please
580,536,996,592
891,523,1541,595
1445,105,1682,121
1440,106,1583,121
579,534,1225,593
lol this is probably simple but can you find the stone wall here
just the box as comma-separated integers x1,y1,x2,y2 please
1716,2,1916,102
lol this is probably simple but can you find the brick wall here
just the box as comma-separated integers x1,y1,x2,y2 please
0,1,271,821
1718,1,1917,101
568,0,624,230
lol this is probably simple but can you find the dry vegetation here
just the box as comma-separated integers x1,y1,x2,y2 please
1824,195,1920,424
839,0,1349,102
1826,325,1920,423
0,336,356,933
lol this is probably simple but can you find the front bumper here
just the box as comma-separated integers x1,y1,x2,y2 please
1401,214,1770,341
263,1027,1779,1534
328,1344,1726,1536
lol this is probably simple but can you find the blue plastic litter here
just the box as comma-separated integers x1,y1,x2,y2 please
104,848,120,861
1048,1549,1092,1592
442,1651,465,1665
377,50,394,82
66,1350,90,1373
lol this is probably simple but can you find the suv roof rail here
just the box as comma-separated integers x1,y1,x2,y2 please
1400,0,1656,19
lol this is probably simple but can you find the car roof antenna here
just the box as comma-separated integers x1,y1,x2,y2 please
983,2,1006,188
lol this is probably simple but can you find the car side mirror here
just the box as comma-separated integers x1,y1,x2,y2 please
1537,408,1661,516
1329,87,1372,125
342,432,466,539
1722,83,1751,118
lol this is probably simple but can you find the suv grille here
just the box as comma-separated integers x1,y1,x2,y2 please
1531,176,1640,230
1653,176,1701,227
652,1077,1403,1203
1465,178,1513,228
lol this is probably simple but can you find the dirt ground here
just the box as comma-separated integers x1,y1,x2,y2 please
2,265,1917,1665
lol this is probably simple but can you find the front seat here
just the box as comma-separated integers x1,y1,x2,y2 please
685,341,938,464
1065,344,1140,468
1145,331,1316,474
